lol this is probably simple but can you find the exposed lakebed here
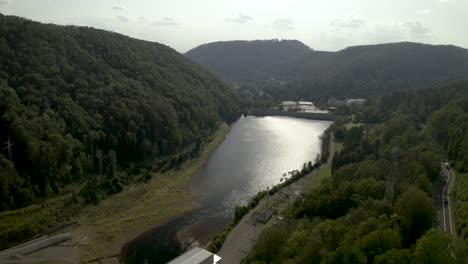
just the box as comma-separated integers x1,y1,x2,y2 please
124,116,331,263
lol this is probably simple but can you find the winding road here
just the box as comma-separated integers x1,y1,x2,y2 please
435,164,455,235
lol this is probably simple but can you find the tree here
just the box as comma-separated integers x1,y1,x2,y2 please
108,150,117,177
0,13,242,214
395,186,433,246
374,249,412,264
358,228,401,262
413,230,467,264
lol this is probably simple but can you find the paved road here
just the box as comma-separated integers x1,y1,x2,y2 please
0,233,78,264
435,164,455,235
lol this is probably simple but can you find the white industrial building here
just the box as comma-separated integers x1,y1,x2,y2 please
282,101,328,113
168,247,222,264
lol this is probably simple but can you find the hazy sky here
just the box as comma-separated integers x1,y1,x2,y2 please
1,0,467,53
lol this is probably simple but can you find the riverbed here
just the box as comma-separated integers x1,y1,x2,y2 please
124,116,332,263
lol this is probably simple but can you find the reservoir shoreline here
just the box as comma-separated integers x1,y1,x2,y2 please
249,109,338,121
123,116,332,263
71,123,232,263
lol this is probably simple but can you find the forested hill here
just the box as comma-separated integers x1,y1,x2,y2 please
265,42,468,98
0,14,241,211
245,79,468,264
187,40,468,98
185,39,311,80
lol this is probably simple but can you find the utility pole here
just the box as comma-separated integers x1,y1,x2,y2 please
266,187,270,211
3,137,13,161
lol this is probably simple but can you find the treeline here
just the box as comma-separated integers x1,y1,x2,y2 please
243,80,468,263
187,40,468,99
0,14,242,212
185,39,311,80
262,43,468,99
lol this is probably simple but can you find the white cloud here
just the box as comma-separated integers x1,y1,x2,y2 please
365,21,432,44
2,0,467,52
116,15,129,23
330,17,365,29
271,18,294,31
225,13,253,24
152,17,179,26
403,21,431,38
137,16,149,23
369,23,405,43
417,9,431,15
112,6,126,11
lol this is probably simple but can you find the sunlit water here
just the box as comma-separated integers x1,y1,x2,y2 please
124,116,332,263
191,116,331,215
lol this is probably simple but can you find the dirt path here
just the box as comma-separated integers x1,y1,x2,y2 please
218,139,335,263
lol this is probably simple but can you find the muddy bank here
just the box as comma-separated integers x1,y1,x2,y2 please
122,117,331,263
122,206,229,263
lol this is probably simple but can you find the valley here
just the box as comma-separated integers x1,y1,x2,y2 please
0,6,468,264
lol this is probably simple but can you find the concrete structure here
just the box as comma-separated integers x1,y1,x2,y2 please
298,101,314,106
281,101,298,112
0,234,72,257
250,109,337,121
168,247,221,264
252,209,275,224
0,233,77,264
346,98,365,104
282,101,328,113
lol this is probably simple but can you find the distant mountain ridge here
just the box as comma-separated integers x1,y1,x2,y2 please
186,40,468,98
185,39,311,80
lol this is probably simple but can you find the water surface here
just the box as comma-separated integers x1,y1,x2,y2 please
125,116,331,263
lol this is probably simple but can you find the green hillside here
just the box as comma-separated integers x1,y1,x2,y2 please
0,14,242,212
185,39,311,80
186,41,468,98
244,79,468,264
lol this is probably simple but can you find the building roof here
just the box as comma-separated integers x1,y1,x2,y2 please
282,101,297,106
346,98,365,104
168,247,221,264
298,101,314,106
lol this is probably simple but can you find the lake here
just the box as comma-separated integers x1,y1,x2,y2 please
124,116,332,263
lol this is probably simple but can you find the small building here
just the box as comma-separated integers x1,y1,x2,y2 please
298,101,314,106
298,101,321,113
282,101,298,112
282,101,298,107
345,98,365,104
168,247,221,264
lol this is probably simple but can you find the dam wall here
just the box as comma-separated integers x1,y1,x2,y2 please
248,109,338,121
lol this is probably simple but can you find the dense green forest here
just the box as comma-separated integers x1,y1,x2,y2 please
244,80,468,263
0,14,242,212
185,40,311,80
187,41,468,99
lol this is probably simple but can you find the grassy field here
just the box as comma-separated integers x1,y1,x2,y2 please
302,163,332,191
0,194,81,250
344,122,364,130
0,123,230,262
73,123,230,262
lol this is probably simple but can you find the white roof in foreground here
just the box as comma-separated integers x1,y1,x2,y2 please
168,247,221,264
